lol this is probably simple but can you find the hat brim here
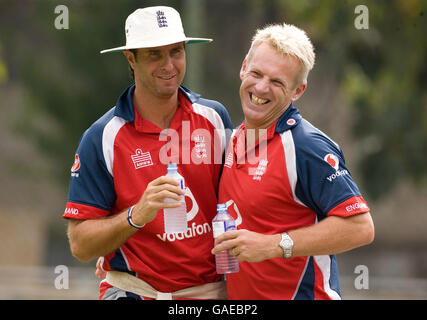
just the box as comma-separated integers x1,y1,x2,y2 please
100,37,212,54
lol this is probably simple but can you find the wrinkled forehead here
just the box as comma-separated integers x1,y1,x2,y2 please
247,40,298,62
245,42,304,86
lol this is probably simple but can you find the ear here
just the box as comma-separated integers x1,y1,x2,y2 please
123,50,136,69
291,83,307,102
239,59,247,80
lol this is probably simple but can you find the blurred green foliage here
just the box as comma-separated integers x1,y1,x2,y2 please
1,0,426,200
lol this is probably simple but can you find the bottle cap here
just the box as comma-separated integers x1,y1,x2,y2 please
167,163,177,170
217,203,227,211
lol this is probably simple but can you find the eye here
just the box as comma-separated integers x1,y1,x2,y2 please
272,78,287,89
250,70,262,78
146,50,161,60
171,47,183,55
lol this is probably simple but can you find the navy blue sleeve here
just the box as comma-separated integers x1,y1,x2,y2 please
67,116,116,216
293,120,363,219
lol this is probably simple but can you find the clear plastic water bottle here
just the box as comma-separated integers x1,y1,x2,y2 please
163,163,187,234
212,203,239,274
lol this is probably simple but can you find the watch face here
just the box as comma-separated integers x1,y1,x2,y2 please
283,239,292,248
281,233,293,258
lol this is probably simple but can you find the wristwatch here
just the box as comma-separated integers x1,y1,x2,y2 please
279,232,294,259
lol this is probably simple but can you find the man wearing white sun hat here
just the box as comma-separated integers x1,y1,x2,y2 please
63,6,232,300
100,7,213,53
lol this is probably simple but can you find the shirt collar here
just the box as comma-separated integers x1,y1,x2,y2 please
231,103,302,165
274,103,302,133
114,84,136,122
232,120,276,166
235,103,302,141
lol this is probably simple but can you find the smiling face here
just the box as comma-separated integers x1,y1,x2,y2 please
125,42,186,100
239,42,307,130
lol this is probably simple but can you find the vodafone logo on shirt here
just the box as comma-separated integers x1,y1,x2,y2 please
224,199,242,227
71,154,80,177
156,187,210,242
324,153,349,182
324,153,339,171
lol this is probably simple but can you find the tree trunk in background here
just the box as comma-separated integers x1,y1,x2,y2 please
182,0,206,94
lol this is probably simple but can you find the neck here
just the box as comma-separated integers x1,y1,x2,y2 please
133,86,179,129
244,126,269,151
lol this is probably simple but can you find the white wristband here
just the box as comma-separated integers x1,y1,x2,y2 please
127,206,145,229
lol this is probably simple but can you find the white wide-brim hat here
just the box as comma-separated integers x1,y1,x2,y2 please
100,6,212,53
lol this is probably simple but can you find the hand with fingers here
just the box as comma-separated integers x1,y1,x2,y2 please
130,175,186,227
211,229,282,263
95,257,107,279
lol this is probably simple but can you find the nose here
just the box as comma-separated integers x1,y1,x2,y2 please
160,55,174,73
254,77,269,94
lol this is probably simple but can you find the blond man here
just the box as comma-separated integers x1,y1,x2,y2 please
212,23,374,299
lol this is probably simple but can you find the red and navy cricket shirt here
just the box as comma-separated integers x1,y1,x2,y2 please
219,103,370,300
63,84,233,293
